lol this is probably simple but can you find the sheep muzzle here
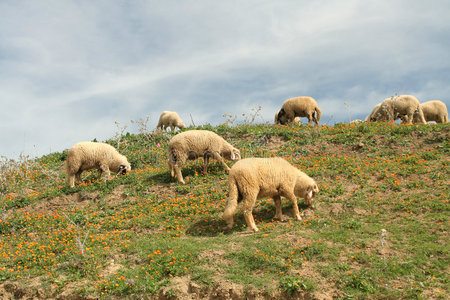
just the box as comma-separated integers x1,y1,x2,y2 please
118,165,129,175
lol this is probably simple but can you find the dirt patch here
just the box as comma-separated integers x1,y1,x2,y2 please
329,203,345,215
100,257,125,278
106,185,130,206
301,207,316,219
199,249,226,261
57,279,94,300
0,282,31,299
18,190,100,215
291,261,341,300
315,202,345,216
198,249,235,280
275,230,306,244
146,183,176,199
353,208,367,215
260,134,288,150
158,276,247,300
0,276,97,300
157,275,313,300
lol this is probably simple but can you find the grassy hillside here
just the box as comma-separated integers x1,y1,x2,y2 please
0,122,448,299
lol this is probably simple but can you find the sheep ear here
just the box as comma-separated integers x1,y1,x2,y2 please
307,190,313,199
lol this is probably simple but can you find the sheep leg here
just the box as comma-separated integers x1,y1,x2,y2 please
75,170,82,182
203,154,209,173
169,164,175,178
284,191,302,221
272,195,288,221
312,111,318,125
307,114,313,126
273,195,282,218
405,113,413,124
174,165,185,184
99,164,111,181
417,108,428,125
242,195,258,232
68,174,76,188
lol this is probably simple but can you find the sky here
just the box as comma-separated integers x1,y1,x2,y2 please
1,0,449,159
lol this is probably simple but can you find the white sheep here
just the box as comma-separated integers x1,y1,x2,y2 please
275,96,322,126
409,100,448,124
157,111,185,131
222,157,319,232
168,130,241,184
372,95,427,124
66,142,131,188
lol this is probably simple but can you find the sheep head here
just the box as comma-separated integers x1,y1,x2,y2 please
118,164,131,175
231,148,241,161
221,148,241,161
114,155,131,174
276,108,289,125
295,177,319,206
304,183,319,206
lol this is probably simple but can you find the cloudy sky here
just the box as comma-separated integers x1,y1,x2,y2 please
1,0,449,159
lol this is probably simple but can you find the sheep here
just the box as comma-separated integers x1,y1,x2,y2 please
157,111,185,131
66,142,131,188
408,100,448,124
168,130,241,184
222,157,319,232
275,96,322,126
371,95,427,124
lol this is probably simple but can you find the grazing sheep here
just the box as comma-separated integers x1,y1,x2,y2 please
274,110,300,124
365,103,382,122
276,96,322,126
372,95,427,124
409,100,448,124
168,130,241,184
66,142,131,188
157,111,185,131
223,157,319,232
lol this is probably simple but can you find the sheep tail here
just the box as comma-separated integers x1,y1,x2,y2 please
65,152,78,175
223,176,239,226
168,147,178,177
315,107,322,123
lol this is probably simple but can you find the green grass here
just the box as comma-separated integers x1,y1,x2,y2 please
0,122,448,299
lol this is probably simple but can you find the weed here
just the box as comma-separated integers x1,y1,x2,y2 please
280,275,315,295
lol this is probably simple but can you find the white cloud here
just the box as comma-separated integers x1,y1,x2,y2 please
0,0,449,158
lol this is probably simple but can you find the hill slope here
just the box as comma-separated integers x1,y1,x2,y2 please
0,122,449,299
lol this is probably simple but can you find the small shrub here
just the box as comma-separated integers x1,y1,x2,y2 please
280,276,315,295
